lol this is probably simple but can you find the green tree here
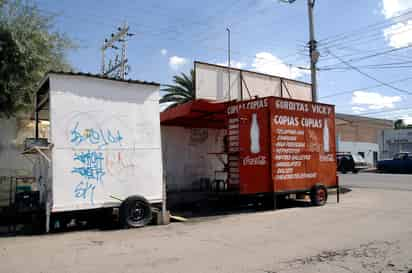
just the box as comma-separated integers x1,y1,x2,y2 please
160,69,194,109
0,0,75,117
0,25,26,116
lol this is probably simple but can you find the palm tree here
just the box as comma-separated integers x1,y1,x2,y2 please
160,69,194,109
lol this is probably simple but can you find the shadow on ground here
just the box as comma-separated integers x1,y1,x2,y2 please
0,187,351,236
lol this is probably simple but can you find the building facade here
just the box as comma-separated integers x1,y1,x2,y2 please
379,129,412,159
335,113,393,166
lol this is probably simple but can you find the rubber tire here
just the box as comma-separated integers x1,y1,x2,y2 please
338,158,348,173
119,196,152,228
310,184,328,206
352,169,359,174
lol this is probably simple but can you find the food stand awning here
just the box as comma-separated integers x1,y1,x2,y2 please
160,99,227,129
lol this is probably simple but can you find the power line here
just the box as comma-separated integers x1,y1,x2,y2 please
37,6,307,70
321,44,412,69
320,60,412,71
355,106,412,117
317,44,412,64
317,8,412,46
320,76,412,99
321,65,412,72
325,49,412,96
101,23,134,79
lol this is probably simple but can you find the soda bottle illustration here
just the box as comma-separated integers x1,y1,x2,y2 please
323,118,330,153
250,113,260,154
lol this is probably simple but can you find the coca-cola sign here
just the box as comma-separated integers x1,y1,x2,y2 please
243,155,267,166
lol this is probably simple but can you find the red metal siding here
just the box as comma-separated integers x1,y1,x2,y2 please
270,98,337,192
238,100,271,194
228,97,337,195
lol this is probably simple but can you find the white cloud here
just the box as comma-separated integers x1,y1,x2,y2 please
251,52,308,79
352,91,401,110
169,56,187,70
217,60,246,69
160,49,168,56
351,106,367,114
381,0,411,18
382,0,412,48
383,20,412,48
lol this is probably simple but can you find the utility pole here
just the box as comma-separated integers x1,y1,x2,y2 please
307,0,319,102
227,27,231,101
280,0,319,102
101,23,134,79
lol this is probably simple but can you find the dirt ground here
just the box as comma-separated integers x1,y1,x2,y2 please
1,187,412,273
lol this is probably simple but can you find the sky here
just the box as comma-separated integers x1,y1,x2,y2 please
35,0,412,122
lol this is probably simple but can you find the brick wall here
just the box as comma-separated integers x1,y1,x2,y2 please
336,114,393,144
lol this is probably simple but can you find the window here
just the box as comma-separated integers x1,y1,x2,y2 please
358,152,365,158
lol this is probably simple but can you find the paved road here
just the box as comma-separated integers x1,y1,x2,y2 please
2,173,412,273
340,172,412,191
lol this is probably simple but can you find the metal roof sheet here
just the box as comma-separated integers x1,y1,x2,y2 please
47,71,160,86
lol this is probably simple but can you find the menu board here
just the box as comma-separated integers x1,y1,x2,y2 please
270,98,336,192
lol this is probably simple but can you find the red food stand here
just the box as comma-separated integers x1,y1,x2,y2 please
161,96,339,208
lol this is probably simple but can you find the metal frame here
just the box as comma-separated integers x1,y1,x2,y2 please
194,61,311,87
194,61,312,102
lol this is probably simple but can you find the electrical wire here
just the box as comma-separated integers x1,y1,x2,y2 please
37,5,308,70
317,8,412,47
321,44,412,69
352,106,412,117
325,49,412,96
320,76,412,99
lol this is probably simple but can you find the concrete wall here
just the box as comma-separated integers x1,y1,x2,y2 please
379,129,412,159
0,117,49,207
0,117,49,177
161,126,226,192
336,114,393,144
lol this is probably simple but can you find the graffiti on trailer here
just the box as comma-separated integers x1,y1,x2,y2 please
74,181,96,205
71,150,105,183
69,121,124,205
70,122,123,148
71,150,105,204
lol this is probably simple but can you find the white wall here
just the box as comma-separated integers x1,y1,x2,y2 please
195,62,312,101
0,118,32,176
49,74,163,212
338,141,379,166
0,117,50,177
161,126,226,192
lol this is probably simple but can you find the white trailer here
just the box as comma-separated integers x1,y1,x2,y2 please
25,72,166,232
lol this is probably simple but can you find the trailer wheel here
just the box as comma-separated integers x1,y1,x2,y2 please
120,196,152,228
310,185,328,206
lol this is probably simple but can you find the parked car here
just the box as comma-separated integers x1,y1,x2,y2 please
337,153,368,174
377,152,412,174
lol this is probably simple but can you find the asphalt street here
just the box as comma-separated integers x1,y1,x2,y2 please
339,172,412,191
1,172,412,273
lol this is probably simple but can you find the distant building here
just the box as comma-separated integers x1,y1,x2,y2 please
379,128,412,159
335,113,393,166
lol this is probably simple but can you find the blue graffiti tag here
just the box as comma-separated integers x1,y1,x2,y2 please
74,181,96,205
70,122,123,148
72,150,105,182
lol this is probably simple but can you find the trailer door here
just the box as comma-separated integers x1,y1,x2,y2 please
238,99,271,194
